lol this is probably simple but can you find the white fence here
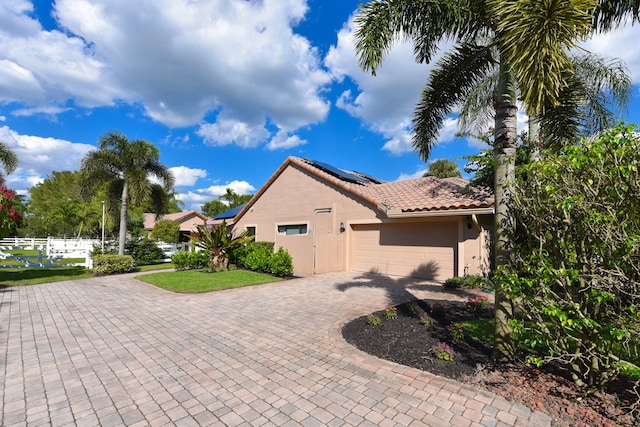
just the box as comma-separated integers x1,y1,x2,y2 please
0,237,187,269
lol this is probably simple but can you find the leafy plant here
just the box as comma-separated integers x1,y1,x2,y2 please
151,219,180,243
465,295,489,316
171,250,209,270
367,314,381,326
267,247,293,277
448,322,466,343
419,313,433,327
431,342,455,361
191,221,254,271
499,122,640,391
125,238,165,266
384,306,397,319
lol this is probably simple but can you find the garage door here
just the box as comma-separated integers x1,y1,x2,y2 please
351,222,456,280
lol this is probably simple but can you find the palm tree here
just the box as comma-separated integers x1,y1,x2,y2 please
0,140,18,180
191,221,254,271
80,131,175,255
354,0,638,361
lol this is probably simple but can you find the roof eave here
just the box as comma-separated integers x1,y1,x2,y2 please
383,206,495,218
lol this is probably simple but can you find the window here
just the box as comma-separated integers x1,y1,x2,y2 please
246,226,256,236
277,224,308,235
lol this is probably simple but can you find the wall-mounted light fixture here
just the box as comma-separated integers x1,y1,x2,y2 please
339,222,346,233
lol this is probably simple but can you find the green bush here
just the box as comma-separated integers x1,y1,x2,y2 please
125,238,166,265
171,250,209,270
443,274,490,290
243,244,273,273
268,247,293,277
92,254,135,275
234,241,292,277
232,241,274,267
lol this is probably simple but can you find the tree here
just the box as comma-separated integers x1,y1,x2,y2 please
0,140,18,180
191,221,254,271
80,131,175,255
423,159,462,178
354,0,638,361
201,188,252,217
201,199,230,218
499,122,640,391
151,219,180,243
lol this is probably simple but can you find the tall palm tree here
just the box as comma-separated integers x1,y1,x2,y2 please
0,140,18,180
80,131,175,255
354,0,638,361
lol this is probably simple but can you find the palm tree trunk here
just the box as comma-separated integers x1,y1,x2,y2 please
492,62,517,362
118,181,129,255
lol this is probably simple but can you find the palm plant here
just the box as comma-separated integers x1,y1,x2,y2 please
191,221,254,271
80,131,175,255
354,0,638,361
0,140,18,180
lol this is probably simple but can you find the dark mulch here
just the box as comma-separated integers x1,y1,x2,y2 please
342,298,639,427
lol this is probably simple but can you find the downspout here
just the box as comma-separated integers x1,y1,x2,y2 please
313,207,332,274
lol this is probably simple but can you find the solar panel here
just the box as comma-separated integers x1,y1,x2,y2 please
304,159,370,184
351,171,386,184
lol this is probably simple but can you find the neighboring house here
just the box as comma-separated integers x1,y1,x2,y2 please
231,156,494,281
143,210,210,242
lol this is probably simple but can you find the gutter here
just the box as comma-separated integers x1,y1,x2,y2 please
382,207,495,218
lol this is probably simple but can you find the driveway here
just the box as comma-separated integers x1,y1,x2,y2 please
0,272,551,426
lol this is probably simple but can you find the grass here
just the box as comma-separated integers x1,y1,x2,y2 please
137,269,282,293
0,263,174,286
0,249,85,266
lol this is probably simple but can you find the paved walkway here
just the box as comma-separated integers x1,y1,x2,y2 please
0,272,552,426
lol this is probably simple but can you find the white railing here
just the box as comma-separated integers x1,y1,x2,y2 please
0,237,188,268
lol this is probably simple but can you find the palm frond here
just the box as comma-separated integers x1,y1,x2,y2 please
458,67,499,134
413,41,495,160
0,141,18,177
489,0,597,115
354,0,486,75
593,0,640,31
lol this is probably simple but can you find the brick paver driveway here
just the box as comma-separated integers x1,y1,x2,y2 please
0,272,551,426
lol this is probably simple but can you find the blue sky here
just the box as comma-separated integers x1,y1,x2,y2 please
1,0,639,212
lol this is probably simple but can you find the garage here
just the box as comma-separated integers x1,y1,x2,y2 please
351,222,457,281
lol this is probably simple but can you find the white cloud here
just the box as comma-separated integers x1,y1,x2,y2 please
177,180,255,211
582,25,640,85
0,0,332,148
0,125,94,192
197,115,269,148
267,131,307,150
325,17,453,155
170,166,207,187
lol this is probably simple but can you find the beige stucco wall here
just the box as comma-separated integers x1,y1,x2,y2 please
233,164,382,276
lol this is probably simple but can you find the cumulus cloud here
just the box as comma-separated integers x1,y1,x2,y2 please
177,180,256,211
0,125,94,193
0,0,332,149
170,166,207,187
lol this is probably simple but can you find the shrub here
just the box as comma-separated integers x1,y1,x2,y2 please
243,245,272,273
92,254,135,275
443,275,491,290
233,241,274,267
366,314,381,326
125,238,166,265
268,247,293,277
501,122,640,391
151,219,180,243
171,250,209,270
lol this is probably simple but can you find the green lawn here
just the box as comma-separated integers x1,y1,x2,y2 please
137,269,282,293
0,263,174,287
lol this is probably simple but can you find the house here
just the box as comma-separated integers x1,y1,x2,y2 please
231,156,494,281
143,210,210,242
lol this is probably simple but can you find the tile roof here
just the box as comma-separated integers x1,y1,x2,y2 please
293,157,493,214
233,156,494,222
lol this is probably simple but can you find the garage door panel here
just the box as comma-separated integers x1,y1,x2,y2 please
352,223,456,280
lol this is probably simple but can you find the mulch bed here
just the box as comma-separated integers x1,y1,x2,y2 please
341,298,639,427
